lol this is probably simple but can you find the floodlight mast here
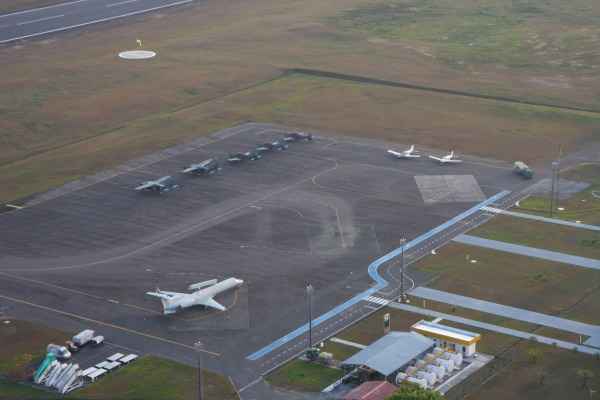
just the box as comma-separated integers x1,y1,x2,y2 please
399,238,406,302
307,285,314,349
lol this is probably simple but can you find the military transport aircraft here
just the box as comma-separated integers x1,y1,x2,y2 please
387,145,421,159
227,152,261,163
135,176,179,194
283,132,312,142
256,141,287,152
147,278,244,314
428,151,462,164
182,159,222,175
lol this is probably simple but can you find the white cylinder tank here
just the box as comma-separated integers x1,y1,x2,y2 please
427,353,455,373
396,372,428,389
418,361,446,378
434,347,464,367
407,366,436,386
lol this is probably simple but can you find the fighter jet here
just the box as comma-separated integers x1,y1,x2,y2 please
283,132,312,142
256,141,287,152
429,151,462,164
227,152,261,163
387,145,421,159
182,159,222,175
147,278,244,314
135,176,179,194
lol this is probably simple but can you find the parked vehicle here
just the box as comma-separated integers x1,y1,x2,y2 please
514,161,533,179
46,344,71,360
72,329,95,347
90,335,105,347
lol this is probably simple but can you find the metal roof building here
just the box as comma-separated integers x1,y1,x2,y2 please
412,321,481,356
342,331,435,377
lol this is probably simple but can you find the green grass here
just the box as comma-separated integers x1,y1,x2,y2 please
265,359,344,392
469,215,600,259
410,243,600,319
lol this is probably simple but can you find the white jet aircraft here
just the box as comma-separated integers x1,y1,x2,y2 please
147,278,243,314
428,151,462,164
387,145,421,159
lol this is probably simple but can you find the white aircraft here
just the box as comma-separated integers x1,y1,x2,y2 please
387,145,421,159
135,176,179,193
182,159,221,175
147,278,243,314
428,151,462,164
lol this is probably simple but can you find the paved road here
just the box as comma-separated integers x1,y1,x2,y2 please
453,235,600,270
502,210,600,231
0,0,194,44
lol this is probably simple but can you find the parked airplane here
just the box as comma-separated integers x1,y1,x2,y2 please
283,132,312,142
227,152,261,163
256,141,287,151
182,159,221,175
428,151,462,164
147,278,244,314
387,145,421,159
135,176,179,194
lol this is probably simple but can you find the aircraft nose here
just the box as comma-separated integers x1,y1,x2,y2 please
236,279,244,287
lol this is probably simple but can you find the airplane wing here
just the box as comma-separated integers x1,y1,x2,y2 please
443,159,462,163
146,292,177,300
405,154,421,158
155,176,171,184
135,182,155,190
183,159,213,172
428,156,443,162
387,150,404,158
197,297,226,311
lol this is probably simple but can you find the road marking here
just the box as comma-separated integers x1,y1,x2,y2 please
6,204,23,209
106,0,138,7
364,295,388,305
18,14,64,25
0,293,220,356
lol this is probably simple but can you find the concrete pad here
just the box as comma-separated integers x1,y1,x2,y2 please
523,178,589,200
414,175,486,203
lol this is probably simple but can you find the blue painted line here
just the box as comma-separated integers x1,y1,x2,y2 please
246,190,511,361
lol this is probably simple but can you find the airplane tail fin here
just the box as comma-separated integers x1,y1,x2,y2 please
409,145,414,151
450,150,454,157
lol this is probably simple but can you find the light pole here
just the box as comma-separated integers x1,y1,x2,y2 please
399,238,406,302
307,285,314,349
195,341,203,400
550,162,557,217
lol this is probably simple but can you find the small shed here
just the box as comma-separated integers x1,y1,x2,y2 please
411,320,481,356
340,380,398,400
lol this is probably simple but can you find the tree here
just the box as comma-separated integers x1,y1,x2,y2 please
386,385,444,400
529,336,538,348
576,369,595,387
528,349,541,364
537,371,548,385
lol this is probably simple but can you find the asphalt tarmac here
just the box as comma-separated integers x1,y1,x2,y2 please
0,122,553,398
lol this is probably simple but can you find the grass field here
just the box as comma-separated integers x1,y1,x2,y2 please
469,215,600,259
1,0,600,203
411,243,600,319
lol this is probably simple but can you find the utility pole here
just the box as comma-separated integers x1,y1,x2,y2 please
307,285,314,349
195,341,203,400
555,145,561,211
550,162,557,217
399,238,406,302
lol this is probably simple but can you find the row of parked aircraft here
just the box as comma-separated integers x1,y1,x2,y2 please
135,132,313,194
388,145,462,164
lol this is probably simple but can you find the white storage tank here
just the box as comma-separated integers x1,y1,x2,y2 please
434,347,463,367
416,359,446,378
407,366,436,386
396,372,428,389
427,353,455,373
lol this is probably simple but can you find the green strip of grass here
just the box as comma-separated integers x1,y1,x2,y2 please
265,359,344,392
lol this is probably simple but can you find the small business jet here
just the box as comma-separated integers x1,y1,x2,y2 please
387,145,421,159
135,176,179,194
428,151,462,164
182,159,221,175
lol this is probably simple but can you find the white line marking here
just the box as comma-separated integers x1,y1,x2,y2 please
18,14,64,25
106,0,138,7
0,0,86,18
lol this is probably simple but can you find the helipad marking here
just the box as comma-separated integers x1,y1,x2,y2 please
118,51,156,59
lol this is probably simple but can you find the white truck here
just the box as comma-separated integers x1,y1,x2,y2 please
46,344,71,360
72,329,95,347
